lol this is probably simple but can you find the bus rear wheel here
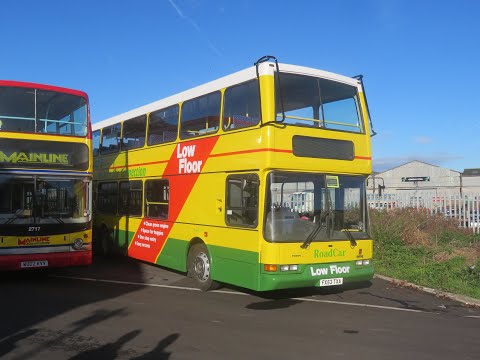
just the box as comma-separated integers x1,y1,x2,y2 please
187,244,220,291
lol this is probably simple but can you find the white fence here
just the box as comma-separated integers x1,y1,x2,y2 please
368,192,480,234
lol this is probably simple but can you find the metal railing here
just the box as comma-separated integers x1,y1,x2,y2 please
368,191,480,233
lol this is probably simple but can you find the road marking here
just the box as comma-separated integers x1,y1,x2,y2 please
50,275,429,313
50,275,204,292
290,297,424,313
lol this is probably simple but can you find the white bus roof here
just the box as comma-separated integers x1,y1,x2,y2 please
93,62,360,130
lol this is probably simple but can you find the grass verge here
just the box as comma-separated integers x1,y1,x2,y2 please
370,208,480,299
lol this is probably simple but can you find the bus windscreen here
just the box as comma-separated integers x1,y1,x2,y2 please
0,86,88,136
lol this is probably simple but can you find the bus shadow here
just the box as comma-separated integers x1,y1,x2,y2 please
227,281,374,310
0,255,147,346
0,305,180,359
0,329,39,358
66,331,180,360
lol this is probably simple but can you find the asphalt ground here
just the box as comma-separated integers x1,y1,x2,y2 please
1,255,479,359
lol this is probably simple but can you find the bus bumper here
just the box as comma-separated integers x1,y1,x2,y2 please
0,251,92,271
257,261,374,291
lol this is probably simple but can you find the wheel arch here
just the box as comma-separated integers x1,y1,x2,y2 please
186,237,207,259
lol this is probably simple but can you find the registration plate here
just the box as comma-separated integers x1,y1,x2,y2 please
20,260,49,268
317,278,343,287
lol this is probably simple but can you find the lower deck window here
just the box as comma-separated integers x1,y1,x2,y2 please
145,179,169,219
97,182,118,214
226,174,259,227
119,180,143,216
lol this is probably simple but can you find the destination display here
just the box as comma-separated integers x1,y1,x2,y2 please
0,138,89,170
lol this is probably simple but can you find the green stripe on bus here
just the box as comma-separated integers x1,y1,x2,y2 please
155,238,260,290
115,231,373,291
114,232,260,290
208,244,259,290
257,262,374,291
155,237,189,272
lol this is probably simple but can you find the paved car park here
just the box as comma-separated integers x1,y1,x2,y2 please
1,255,479,359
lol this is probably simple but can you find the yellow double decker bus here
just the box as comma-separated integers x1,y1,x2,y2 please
92,56,375,291
0,80,92,270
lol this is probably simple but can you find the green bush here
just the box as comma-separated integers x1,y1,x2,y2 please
370,208,480,299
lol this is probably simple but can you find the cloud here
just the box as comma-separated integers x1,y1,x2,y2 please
168,0,184,17
414,136,433,144
167,0,222,56
373,153,464,172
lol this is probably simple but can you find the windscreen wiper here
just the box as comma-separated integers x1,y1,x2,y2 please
300,210,331,249
300,223,324,249
342,228,357,247
51,215,65,224
5,211,22,225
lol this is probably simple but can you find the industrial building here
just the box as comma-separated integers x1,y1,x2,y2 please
367,161,480,205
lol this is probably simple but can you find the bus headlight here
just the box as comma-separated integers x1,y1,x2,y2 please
280,265,298,272
356,259,371,266
72,238,84,250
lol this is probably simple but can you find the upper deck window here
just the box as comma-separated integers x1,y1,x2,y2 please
180,92,220,139
275,73,363,133
0,86,88,136
148,105,179,145
101,124,121,154
223,80,260,131
122,115,146,151
92,130,101,157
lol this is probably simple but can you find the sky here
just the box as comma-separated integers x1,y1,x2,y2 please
1,0,479,173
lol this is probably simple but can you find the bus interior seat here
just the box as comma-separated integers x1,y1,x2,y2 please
264,207,300,239
163,131,177,142
271,207,298,220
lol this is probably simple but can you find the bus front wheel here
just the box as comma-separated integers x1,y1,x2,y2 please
187,244,220,291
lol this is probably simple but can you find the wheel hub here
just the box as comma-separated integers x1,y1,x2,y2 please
194,252,210,282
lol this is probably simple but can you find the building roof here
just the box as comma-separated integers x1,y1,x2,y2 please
377,160,461,175
462,168,480,176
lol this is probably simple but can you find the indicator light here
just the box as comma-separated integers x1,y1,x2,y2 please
264,264,278,272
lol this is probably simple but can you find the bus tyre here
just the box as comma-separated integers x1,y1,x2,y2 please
187,244,220,291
